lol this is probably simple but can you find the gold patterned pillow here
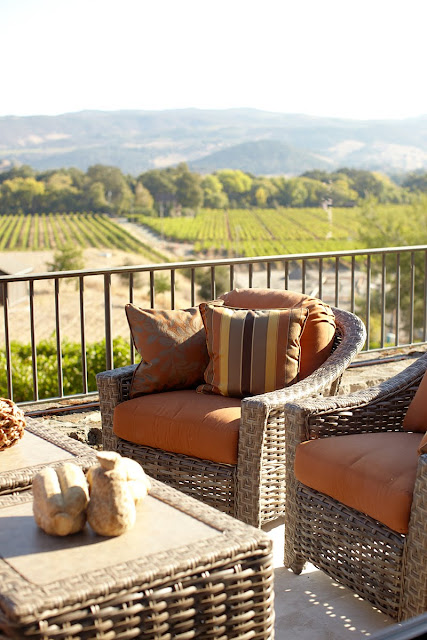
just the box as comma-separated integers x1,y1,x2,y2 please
126,304,209,398
197,303,308,398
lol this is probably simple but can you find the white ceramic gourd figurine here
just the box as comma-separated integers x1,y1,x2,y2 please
86,451,151,536
32,463,89,536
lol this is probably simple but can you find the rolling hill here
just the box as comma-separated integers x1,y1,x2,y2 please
1,108,427,176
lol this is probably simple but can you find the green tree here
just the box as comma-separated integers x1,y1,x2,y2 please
201,175,229,208
85,181,109,211
370,171,406,203
43,171,80,211
336,168,404,202
250,177,279,207
87,165,133,214
139,169,177,214
48,242,85,272
299,177,329,207
403,172,427,193
66,167,87,190
357,196,427,343
134,181,154,212
216,169,253,206
329,174,358,206
282,178,308,206
253,186,268,206
176,170,203,210
0,177,45,213
301,170,331,183
0,164,35,184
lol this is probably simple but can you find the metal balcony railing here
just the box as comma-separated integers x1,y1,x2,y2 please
1,245,427,405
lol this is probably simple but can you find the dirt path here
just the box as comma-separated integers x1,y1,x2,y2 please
116,218,195,261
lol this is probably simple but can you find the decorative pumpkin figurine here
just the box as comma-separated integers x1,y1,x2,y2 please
87,451,151,537
0,397,26,451
33,463,89,536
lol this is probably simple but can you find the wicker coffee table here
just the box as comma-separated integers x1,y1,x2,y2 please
0,419,97,495
0,479,275,639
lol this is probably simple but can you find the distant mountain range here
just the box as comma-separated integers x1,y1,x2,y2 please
1,108,427,176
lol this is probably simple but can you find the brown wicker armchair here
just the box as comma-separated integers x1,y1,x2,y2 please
284,351,427,621
97,304,365,528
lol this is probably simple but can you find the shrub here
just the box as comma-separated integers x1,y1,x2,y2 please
48,242,85,272
1,337,130,403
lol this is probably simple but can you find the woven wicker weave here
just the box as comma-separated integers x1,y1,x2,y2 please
0,418,97,495
284,351,427,621
97,306,366,528
0,479,275,640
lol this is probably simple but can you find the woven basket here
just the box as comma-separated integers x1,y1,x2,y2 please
0,398,26,451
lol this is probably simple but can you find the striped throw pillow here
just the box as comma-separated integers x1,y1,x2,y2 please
197,303,308,398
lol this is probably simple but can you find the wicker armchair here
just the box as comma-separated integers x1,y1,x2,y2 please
97,306,365,528
284,351,427,621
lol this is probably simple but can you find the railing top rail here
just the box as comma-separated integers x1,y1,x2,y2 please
1,244,426,284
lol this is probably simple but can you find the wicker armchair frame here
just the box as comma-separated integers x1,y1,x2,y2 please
97,307,366,528
283,351,427,621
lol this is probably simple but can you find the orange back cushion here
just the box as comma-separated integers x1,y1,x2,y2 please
403,369,427,433
220,288,336,379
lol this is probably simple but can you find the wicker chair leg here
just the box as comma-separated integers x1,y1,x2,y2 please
399,456,427,621
288,555,306,575
236,401,268,527
284,408,307,572
284,522,306,575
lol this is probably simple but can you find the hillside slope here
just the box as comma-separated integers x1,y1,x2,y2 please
1,108,427,175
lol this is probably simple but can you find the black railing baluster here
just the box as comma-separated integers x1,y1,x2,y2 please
29,280,38,401
0,245,425,406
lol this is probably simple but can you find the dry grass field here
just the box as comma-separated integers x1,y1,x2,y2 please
0,217,367,349
0,243,193,348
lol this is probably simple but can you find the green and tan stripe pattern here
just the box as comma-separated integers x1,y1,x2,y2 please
198,303,308,398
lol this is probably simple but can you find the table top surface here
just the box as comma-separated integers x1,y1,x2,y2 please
0,479,271,622
0,419,96,493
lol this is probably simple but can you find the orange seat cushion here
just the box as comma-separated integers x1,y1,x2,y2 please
113,390,241,465
403,369,427,433
220,288,336,380
295,432,423,534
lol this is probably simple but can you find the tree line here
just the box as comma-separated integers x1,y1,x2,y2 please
1,163,427,217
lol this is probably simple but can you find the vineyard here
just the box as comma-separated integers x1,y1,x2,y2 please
131,206,366,257
131,202,426,257
0,212,166,261
1,204,425,261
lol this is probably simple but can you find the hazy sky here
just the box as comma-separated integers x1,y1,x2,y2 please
2,0,426,120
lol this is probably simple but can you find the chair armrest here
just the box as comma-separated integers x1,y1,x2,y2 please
235,308,366,525
284,350,427,442
96,365,137,451
243,306,367,414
